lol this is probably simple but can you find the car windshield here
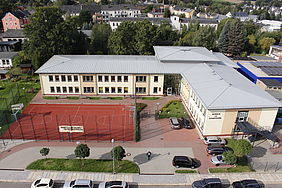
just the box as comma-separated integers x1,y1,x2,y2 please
217,156,223,160
106,181,122,188
37,184,48,187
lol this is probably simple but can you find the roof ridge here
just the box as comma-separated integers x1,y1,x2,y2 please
38,55,71,72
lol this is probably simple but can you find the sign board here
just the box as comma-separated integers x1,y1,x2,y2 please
59,126,84,133
209,112,222,120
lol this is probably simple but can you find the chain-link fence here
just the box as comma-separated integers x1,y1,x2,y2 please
250,161,282,172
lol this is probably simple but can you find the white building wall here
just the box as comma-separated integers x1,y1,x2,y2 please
149,75,164,95
258,108,279,131
0,58,12,68
203,110,225,135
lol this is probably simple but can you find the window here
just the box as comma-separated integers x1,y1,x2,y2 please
153,87,158,93
50,86,55,93
124,76,128,82
49,75,53,82
99,87,103,93
111,76,115,82
136,87,146,93
55,75,60,82
105,87,109,93
74,75,78,82
136,76,146,82
67,75,72,82
98,76,103,82
56,87,61,93
69,87,73,93
124,87,128,93
61,75,66,82
104,76,109,82
75,87,79,93
111,87,116,93
117,76,122,82
62,87,67,93
118,87,122,93
83,76,93,82
154,76,158,82
84,87,94,93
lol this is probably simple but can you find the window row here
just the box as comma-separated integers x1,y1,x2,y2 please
49,75,78,82
190,90,206,115
98,75,128,82
50,86,79,93
98,87,128,94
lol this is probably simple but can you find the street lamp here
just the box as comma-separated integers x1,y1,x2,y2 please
111,138,115,174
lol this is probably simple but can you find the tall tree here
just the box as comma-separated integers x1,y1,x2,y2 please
193,26,216,50
79,11,92,26
23,7,87,69
258,37,276,53
218,20,232,54
227,20,245,56
156,22,178,46
91,24,111,54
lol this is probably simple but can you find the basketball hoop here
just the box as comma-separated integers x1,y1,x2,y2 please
11,103,24,121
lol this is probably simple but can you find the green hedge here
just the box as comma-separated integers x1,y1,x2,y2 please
159,100,188,118
87,97,101,100
141,97,160,100
67,96,79,100
43,96,57,100
134,103,147,142
108,97,123,100
175,170,198,173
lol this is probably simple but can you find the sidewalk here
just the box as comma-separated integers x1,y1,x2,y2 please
1,170,282,185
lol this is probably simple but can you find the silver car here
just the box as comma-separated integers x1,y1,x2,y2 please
169,117,181,129
203,136,226,145
31,178,54,188
211,155,226,166
98,181,129,188
63,179,94,188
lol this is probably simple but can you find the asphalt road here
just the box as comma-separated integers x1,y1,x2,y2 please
2,182,282,188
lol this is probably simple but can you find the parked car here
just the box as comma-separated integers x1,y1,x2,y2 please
180,117,192,129
172,156,199,168
31,178,54,188
192,178,222,188
98,181,129,188
203,136,226,145
169,117,181,129
207,144,228,155
63,179,93,188
232,179,261,188
211,155,226,166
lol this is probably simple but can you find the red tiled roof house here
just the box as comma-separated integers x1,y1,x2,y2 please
2,10,30,32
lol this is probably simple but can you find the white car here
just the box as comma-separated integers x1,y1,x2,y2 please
211,155,226,166
203,136,226,145
31,178,54,188
63,179,94,188
98,181,129,188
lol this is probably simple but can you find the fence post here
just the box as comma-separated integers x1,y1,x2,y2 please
275,162,279,172
42,114,49,142
30,115,37,141
264,162,268,172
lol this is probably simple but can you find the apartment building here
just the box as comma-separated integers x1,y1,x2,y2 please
36,46,281,137
2,10,30,32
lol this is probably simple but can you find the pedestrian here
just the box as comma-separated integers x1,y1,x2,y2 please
146,151,152,160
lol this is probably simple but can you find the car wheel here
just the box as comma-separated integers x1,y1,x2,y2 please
216,164,219,166
175,165,180,168
213,153,216,156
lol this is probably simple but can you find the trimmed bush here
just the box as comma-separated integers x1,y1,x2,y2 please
43,96,57,100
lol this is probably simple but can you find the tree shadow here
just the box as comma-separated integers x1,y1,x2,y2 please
99,152,112,160
133,152,161,165
66,154,76,159
249,146,268,158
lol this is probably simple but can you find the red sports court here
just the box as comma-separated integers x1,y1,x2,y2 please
2,104,135,141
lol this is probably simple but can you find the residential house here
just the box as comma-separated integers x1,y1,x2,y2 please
36,46,281,137
0,52,18,69
169,6,194,18
170,16,218,31
257,20,282,32
101,4,141,23
226,12,258,22
2,10,30,32
0,29,27,43
147,12,164,18
269,45,282,61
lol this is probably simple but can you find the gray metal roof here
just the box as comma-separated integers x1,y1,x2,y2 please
0,70,8,74
0,52,18,59
181,18,218,24
101,4,139,11
35,46,281,110
267,90,282,100
212,52,240,68
0,29,25,38
109,17,171,24
154,46,220,63
250,55,276,61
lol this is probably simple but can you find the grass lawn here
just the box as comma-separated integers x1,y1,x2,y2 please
88,96,101,100
43,96,57,100
175,170,198,173
159,100,188,118
141,97,160,100
26,158,139,173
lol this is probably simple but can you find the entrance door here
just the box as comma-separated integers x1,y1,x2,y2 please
236,111,249,122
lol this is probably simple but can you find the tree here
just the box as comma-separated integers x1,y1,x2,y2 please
79,11,92,26
227,20,245,56
111,145,126,161
23,7,87,69
40,147,50,158
258,37,276,53
193,26,216,50
75,144,90,165
164,8,171,18
91,24,111,54
218,20,232,54
156,22,178,46
223,151,237,165
233,139,252,157
246,34,257,54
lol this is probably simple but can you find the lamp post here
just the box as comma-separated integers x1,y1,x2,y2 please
111,138,115,174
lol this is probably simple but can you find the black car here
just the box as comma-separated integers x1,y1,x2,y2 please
172,156,199,169
232,179,261,188
207,144,228,155
180,118,192,129
192,178,222,188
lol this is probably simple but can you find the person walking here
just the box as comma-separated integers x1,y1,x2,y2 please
146,151,152,160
